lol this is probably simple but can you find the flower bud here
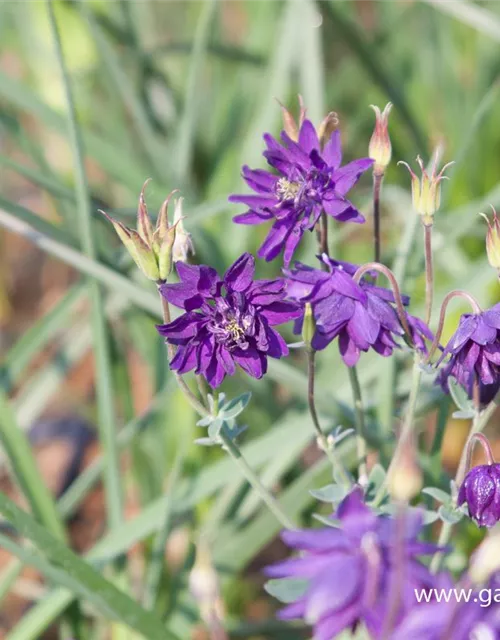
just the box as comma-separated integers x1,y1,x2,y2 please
480,208,500,272
368,103,392,176
458,462,500,528
302,303,316,350
399,156,454,226
172,198,194,263
101,181,180,282
387,434,422,502
317,111,339,148
189,539,224,628
469,533,500,584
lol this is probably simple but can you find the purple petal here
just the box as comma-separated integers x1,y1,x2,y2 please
322,130,342,169
298,119,320,153
259,301,301,325
233,209,273,225
334,158,373,194
241,165,278,191
339,330,361,367
258,218,292,262
233,348,267,379
156,312,204,341
224,253,255,292
228,193,278,209
471,316,497,345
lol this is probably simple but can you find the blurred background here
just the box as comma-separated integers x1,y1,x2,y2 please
2,0,500,637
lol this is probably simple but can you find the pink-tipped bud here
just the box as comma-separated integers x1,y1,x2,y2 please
369,103,392,176
317,111,339,148
480,207,500,272
278,95,307,142
399,156,454,226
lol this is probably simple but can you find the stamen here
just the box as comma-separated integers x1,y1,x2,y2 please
276,177,300,201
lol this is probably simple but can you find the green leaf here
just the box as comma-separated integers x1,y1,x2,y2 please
0,494,174,640
422,487,451,504
264,578,308,604
438,504,464,525
448,377,475,414
220,392,252,420
309,483,349,504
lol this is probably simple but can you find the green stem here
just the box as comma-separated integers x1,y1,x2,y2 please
373,172,383,263
157,291,294,529
348,366,368,486
373,354,422,506
424,223,434,325
307,351,351,485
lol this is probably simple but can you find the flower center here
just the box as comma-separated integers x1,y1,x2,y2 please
276,178,300,201
225,317,245,343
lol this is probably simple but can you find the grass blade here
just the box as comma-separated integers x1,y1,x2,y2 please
46,0,123,528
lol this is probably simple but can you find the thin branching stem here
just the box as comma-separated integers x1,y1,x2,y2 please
373,173,383,263
423,224,434,325
348,366,368,486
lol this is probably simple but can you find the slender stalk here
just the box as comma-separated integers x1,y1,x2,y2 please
319,211,329,258
423,223,434,325
425,290,482,364
47,0,123,528
347,366,368,486
307,351,350,485
373,173,383,263
373,353,422,506
196,374,210,408
219,429,294,529
157,289,294,529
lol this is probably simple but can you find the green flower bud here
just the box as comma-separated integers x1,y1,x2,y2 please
302,303,316,350
480,207,500,272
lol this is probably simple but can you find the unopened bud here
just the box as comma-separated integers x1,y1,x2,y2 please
189,540,224,627
278,95,306,142
368,103,392,176
101,181,180,282
387,433,422,502
302,303,316,350
399,156,454,226
480,207,500,272
469,533,500,584
172,198,194,263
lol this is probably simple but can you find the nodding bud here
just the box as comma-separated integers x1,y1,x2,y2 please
189,539,225,630
398,156,454,226
278,95,307,142
387,433,422,502
480,207,500,272
302,303,316,350
317,111,339,148
469,533,500,584
100,181,180,282
369,103,392,176
172,198,195,263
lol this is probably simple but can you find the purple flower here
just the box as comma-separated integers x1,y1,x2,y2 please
156,253,300,388
285,257,432,366
229,120,373,266
390,575,500,639
458,464,500,527
265,489,438,639
436,305,500,392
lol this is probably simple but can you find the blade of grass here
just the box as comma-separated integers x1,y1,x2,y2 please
176,0,217,184
423,0,500,41
0,390,66,541
0,208,160,317
1,283,86,393
299,0,325,125
46,0,123,528
0,495,176,640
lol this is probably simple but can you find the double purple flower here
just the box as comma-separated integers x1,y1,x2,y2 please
156,253,300,388
229,120,373,266
285,257,432,366
266,489,438,639
437,305,500,394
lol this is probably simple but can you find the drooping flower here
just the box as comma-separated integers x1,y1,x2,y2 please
285,256,432,366
458,464,500,528
265,489,438,639
229,119,373,266
436,305,500,394
156,253,300,388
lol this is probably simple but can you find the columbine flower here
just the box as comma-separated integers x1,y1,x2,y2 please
156,253,300,387
229,118,373,266
436,305,500,393
458,464,500,528
399,156,453,226
369,103,392,176
285,257,432,366
101,181,178,281
265,488,438,639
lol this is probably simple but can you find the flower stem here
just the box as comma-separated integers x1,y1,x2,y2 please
319,211,329,258
423,223,434,325
373,173,383,263
373,353,422,506
348,365,368,486
219,428,295,530
307,351,351,485
157,288,294,529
